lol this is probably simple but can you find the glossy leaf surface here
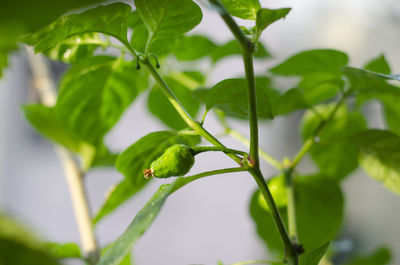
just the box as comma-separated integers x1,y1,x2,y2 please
22,3,132,52
220,0,261,20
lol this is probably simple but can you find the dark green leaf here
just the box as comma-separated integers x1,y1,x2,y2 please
220,0,261,20
255,8,291,40
273,88,308,116
211,40,270,63
364,54,391,75
298,72,344,105
134,0,202,47
22,105,85,152
250,175,343,256
345,247,391,265
148,76,201,130
21,3,132,53
382,96,400,135
43,33,101,63
173,35,217,61
0,214,60,265
294,176,343,251
301,104,367,180
56,56,148,145
350,129,400,194
299,242,330,265
206,78,278,119
98,171,217,265
270,49,348,76
45,242,81,259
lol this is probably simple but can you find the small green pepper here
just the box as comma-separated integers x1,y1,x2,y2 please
144,144,195,179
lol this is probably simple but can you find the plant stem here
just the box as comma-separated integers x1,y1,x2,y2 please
215,111,282,169
283,168,297,241
191,146,248,157
249,168,298,264
208,1,298,263
142,57,242,165
290,95,347,170
26,48,99,264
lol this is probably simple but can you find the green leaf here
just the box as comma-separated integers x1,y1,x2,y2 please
93,131,200,223
98,172,215,265
173,35,217,61
56,56,148,145
299,242,330,265
345,247,391,265
211,40,270,63
148,76,201,130
350,129,400,194
93,179,138,225
301,104,367,180
364,54,391,75
220,0,261,20
250,175,343,256
43,33,101,63
22,105,85,152
45,242,81,259
21,3,132,53
298,72,344,105
255,8,291,40
342,67,400,92
0,214,60,265
270,49,348,76
134,0,202,49
206,78,278,119
273,88,308,116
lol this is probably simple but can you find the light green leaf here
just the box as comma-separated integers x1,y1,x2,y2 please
211,40,270,63
364,54,391,75
345,247,391,265
270,49,348,76
21,3,132,52
43,33,101,63
301,104,367,180
148,76,201,130
56,56,148,145
134,0,202,49
255,8,291,40
350,129,400,194
22,105,85,152
173,35,217,61
299,242,330,265
298,72,344,105
250,175,343,257
220,0,261,20
45,242,81,259
206,78,278,119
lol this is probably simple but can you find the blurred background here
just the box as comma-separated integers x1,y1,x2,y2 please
1,0,400,264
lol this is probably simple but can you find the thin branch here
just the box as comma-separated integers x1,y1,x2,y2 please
25,47,99,264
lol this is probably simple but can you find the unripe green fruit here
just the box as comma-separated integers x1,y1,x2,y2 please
145,144,195,178
258,175,287,211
